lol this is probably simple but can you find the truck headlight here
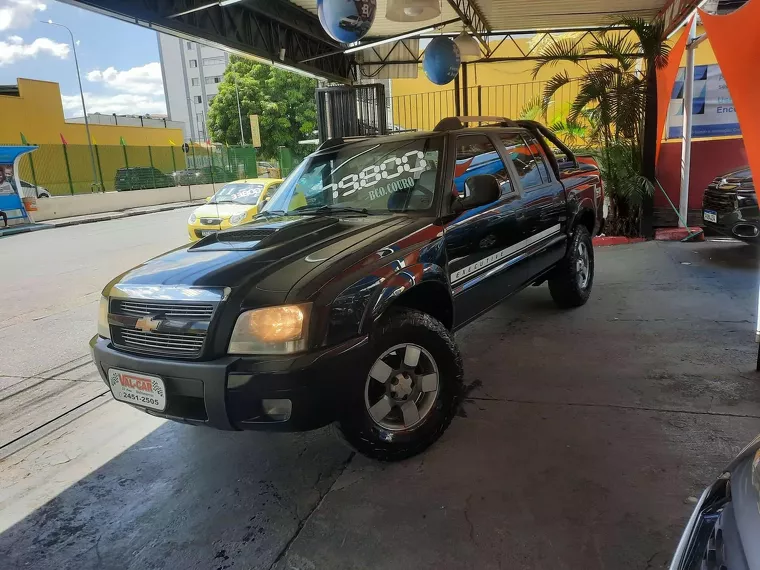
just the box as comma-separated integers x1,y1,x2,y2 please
98,296,111,339
229,212,246,226
189,213,197,223
228,304,311,354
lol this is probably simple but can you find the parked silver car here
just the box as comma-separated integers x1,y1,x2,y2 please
670,434,760,569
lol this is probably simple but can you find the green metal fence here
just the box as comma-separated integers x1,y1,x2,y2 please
11,143,264,195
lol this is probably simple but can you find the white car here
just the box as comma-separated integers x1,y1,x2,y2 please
18,179,50,198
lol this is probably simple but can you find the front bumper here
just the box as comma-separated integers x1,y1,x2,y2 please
188,222,223,241
702,206,760,241
90,334,369,431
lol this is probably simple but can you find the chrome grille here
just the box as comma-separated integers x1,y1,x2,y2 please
118,329,205,355
703,189,736,213
109,297,218,359
200,217,222,225
114,300,214,319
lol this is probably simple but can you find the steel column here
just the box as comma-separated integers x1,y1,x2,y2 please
679,18,698,228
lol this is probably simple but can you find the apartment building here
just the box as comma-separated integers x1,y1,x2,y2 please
157,33,229,142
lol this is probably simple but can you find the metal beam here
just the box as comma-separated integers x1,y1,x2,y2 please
355,26,641,67
445,0,491,53
58,0,354,82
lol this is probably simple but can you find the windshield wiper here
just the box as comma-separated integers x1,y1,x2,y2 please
292,205,371,216
255,209,287,218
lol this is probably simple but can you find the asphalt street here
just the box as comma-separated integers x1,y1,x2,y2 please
1,214,759,569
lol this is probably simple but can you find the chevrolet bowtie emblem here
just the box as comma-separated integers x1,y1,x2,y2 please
135,316,162,333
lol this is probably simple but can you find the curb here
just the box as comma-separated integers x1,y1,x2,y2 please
593,236,647,247
654,227,705,242
40,201,203,229
0,224,50,237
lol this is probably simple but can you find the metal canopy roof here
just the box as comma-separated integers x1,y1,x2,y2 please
291,0,668,36
60,0,692,83
478,0,665,30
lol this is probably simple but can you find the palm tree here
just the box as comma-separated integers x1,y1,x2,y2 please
518,96,589,149
532,18,670,236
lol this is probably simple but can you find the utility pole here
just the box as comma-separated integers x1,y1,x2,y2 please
235,75,245,145
43,20,99,191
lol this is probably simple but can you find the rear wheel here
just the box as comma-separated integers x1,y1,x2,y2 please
336,308,463,461
548,225,594,308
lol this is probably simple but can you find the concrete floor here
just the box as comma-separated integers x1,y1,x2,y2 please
1,215,759,569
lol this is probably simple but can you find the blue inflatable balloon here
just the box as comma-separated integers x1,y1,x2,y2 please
423,36,461,85
318,0,376,44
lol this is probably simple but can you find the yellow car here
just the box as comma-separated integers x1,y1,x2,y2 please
187,178,283,241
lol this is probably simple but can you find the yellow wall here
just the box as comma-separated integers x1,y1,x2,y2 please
0,78,182,146
389,28,721,132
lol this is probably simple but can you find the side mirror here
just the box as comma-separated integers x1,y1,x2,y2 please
456,175,500,211
205,196,212,203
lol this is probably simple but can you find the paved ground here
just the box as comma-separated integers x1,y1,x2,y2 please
0,215,759,569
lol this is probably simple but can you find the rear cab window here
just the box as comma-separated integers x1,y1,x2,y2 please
522,135,552,183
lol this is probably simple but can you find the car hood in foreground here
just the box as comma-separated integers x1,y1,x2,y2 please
109,213,415,294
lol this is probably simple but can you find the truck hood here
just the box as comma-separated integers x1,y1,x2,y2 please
112,213,412,292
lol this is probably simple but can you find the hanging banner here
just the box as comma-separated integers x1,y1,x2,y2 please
249,115,261,148
666,63,742,139
700,1,760,206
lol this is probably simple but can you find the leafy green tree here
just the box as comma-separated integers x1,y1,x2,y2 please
207,56,317,160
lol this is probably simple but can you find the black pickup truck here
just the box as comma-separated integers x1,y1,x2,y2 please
91,117,604,460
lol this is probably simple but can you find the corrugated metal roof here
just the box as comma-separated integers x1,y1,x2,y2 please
290,0,669,36
477,0,666,30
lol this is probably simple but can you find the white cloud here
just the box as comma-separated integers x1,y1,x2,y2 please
86,62,164,97
61,92,166,117
0,0,46,31
70,62,166,117
0,35,68,66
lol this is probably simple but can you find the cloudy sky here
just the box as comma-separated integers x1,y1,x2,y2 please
0,0,166,117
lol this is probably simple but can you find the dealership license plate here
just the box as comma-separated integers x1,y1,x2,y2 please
704,210,718,223
108,368,166,411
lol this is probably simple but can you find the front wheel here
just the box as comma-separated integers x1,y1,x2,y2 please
548,225,594,308
336,308,463,461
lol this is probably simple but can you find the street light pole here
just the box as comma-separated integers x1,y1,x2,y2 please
43,20,99,191
234,76,245,146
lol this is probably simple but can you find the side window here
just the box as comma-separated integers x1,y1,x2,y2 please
499,134,544,190
264,183,280,201
522,135,552,183
454,135,512,197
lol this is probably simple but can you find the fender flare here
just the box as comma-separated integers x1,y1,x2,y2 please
361,263,451,334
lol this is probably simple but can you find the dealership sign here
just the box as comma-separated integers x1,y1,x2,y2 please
667,63,742,138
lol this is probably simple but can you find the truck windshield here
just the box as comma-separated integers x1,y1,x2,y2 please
261,136,443,215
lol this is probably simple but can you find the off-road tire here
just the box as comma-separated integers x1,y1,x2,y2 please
548,225,594,308
335,308,463,461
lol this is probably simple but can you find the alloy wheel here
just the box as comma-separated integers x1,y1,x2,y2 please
364,343,439,431
576,241,590,290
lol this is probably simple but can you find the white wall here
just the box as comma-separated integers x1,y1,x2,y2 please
67,114,185,130
32,184,217,222
158,33,192,141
